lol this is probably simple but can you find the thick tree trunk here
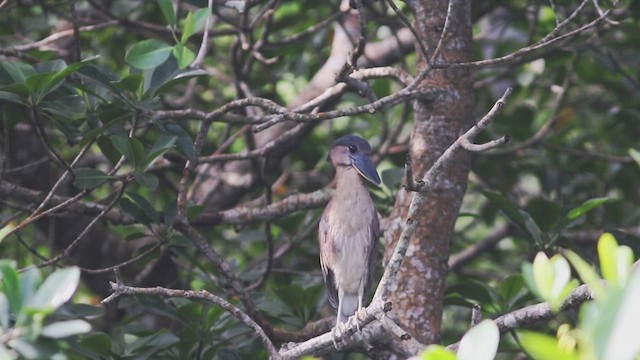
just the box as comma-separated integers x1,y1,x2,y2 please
383,0,474,344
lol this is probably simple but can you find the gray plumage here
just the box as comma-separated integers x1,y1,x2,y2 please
319,135,380,325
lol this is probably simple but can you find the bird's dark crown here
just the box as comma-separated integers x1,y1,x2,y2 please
330,135,372,154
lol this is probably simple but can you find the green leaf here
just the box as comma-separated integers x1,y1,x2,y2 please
111,136,145,170
192,8,210,35
73,168,115,189
95,136,122,165
2,62,36,83
519,331,579,360
26,72,61,103
522,210,544,245
0,222,16,243
119,197,152,226
499,274,526,309
76,332,112,355
153,67,207,97
598,233,634,288
0,260,22,314
127,192,160,223
457,320,499,360
567,197,612,221
271,284,322,323
181,11,196,43
134,171,159,190
143,55,179,97
526,252,575,311
172,43,196,69
7,338,43,359
1,82,32,98
629,148,640,168
565,250,605,297
26,267,80,312
162,122,196,160
594,270,640,360
112,73,144,94
447,280,499,311
19,267,42,311
599,232,620,287
41,319,91,338
157,0,176,28
481,191,525,227
0,90,27,105
527,198,561,233
143,135,176,171
417,345,456,360
125,39,173,70
0,293,9,329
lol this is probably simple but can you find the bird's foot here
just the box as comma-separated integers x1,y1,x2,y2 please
331,322,348,349
349,307,368,332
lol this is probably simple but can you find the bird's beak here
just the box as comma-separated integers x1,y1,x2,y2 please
351,153,381,187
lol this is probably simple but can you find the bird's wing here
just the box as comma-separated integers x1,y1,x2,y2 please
319,204,339,311
364,210,379,297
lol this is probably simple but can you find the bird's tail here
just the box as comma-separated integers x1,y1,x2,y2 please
338,294,359,324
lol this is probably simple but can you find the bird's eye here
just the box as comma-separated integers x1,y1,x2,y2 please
348,145,357,153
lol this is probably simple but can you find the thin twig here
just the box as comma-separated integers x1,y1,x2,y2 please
102,282,280,359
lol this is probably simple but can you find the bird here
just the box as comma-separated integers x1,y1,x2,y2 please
318,134,381,343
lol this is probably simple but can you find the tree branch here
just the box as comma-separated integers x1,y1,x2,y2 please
102,282,280,359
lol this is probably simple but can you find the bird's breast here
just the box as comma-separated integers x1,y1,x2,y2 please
325,188,376,294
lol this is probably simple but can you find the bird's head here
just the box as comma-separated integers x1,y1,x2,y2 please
328,135,381,187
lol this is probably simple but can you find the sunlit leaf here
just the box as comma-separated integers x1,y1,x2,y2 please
418,345,456,360
567,197,612,221
181,11,196,43
598,233,634,288
565,250,605,297
0,222,16,243
41,319,91,338
519,331,579,360
457,320,499,360
629,148,640,168
26,267,80,311
0,293,9,330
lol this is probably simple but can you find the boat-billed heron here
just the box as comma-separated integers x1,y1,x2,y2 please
319,134,380,339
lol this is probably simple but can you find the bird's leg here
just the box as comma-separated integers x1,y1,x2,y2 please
332,289,347,349
354,282,368,332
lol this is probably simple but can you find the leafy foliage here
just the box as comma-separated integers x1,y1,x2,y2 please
0,0,638,358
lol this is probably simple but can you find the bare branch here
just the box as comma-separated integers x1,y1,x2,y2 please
436,6,613,69
9,21,118,52
447,284,594,351
102,282,280,359
191,0,215,69
194,188,332,225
